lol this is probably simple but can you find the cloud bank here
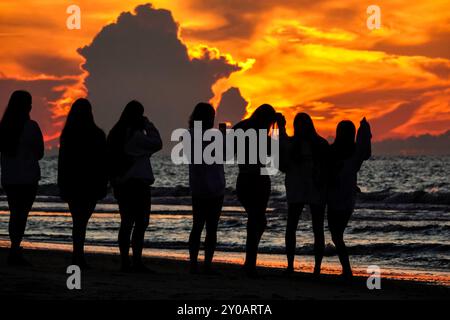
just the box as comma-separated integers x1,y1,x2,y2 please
372,130,450,156
79,4,241,150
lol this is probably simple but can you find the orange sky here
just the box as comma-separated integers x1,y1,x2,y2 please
0,0,449,143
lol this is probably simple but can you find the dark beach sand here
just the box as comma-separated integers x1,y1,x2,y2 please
0,247,448,300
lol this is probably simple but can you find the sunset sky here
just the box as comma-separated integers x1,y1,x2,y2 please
0,0,449,146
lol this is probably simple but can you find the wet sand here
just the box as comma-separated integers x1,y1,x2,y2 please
0,246,448,300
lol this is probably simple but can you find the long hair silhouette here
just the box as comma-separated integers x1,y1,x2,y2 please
60,98,102,144
332,120,356,160
1,90,43,267
247,104,276,130
291,113,321,162
189,102,215,130
58,98,107,268
293,113,317,140
0,90,32,153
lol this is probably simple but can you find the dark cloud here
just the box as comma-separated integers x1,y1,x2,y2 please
0,15,57,30
323,7,359,25
321,86,447,107
17,54,81,77
373,30,450,60
0,77,76,142
188,0,322,16
308,85,449,139
404,119,450,133
369,100,423,139
184,0,323,40
373,130,450,155
283,103,339,123
215,87,247,126
419,60,450,80
78,4,240,150
184,13,255,41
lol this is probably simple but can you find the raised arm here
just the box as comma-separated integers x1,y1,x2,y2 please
276,114,289,173
354,117,372,171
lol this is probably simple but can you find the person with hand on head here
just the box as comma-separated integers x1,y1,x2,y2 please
0,90,44,266
107,100,162,273
327,117,372,280
233,104,277,277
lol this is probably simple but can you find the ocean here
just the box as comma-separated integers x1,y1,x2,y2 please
0,155,449,277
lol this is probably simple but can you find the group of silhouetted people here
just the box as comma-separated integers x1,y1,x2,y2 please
278,112,371,279
1,91,162,272
59,98,163,272
1,90,371,280
187,103,371,279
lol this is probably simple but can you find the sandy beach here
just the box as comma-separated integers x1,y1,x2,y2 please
0,245,448,300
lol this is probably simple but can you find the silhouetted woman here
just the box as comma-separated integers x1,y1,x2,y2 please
327,118,372,280
107,101,162,272
233,104,277,277
0,90,44,266
278,113,329,275
58,98,108,268
188,103,225,274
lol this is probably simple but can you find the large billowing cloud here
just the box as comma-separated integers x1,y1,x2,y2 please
79,4,241,150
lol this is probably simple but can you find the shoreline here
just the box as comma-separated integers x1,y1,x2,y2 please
1,207,450,286
2,195,450,214
0,244,449,300
1,240,449,285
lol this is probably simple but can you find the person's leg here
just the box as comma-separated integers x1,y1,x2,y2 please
285,203,303,273
329,210,353,278
7,185,36,249
240,175,270,276
6,184,37,265
131,212,149,267
252,177,270,269
131,185,151,270
118,191,135,270
237,175,254,272
244,206,259,273
6,185,21,251
189,196,207,272
255,212,267,247
69,201,83,264
204,195,224,271
310,204,325,276
69,200,96,267
243,204,268,273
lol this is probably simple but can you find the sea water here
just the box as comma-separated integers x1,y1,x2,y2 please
0,155,449,276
